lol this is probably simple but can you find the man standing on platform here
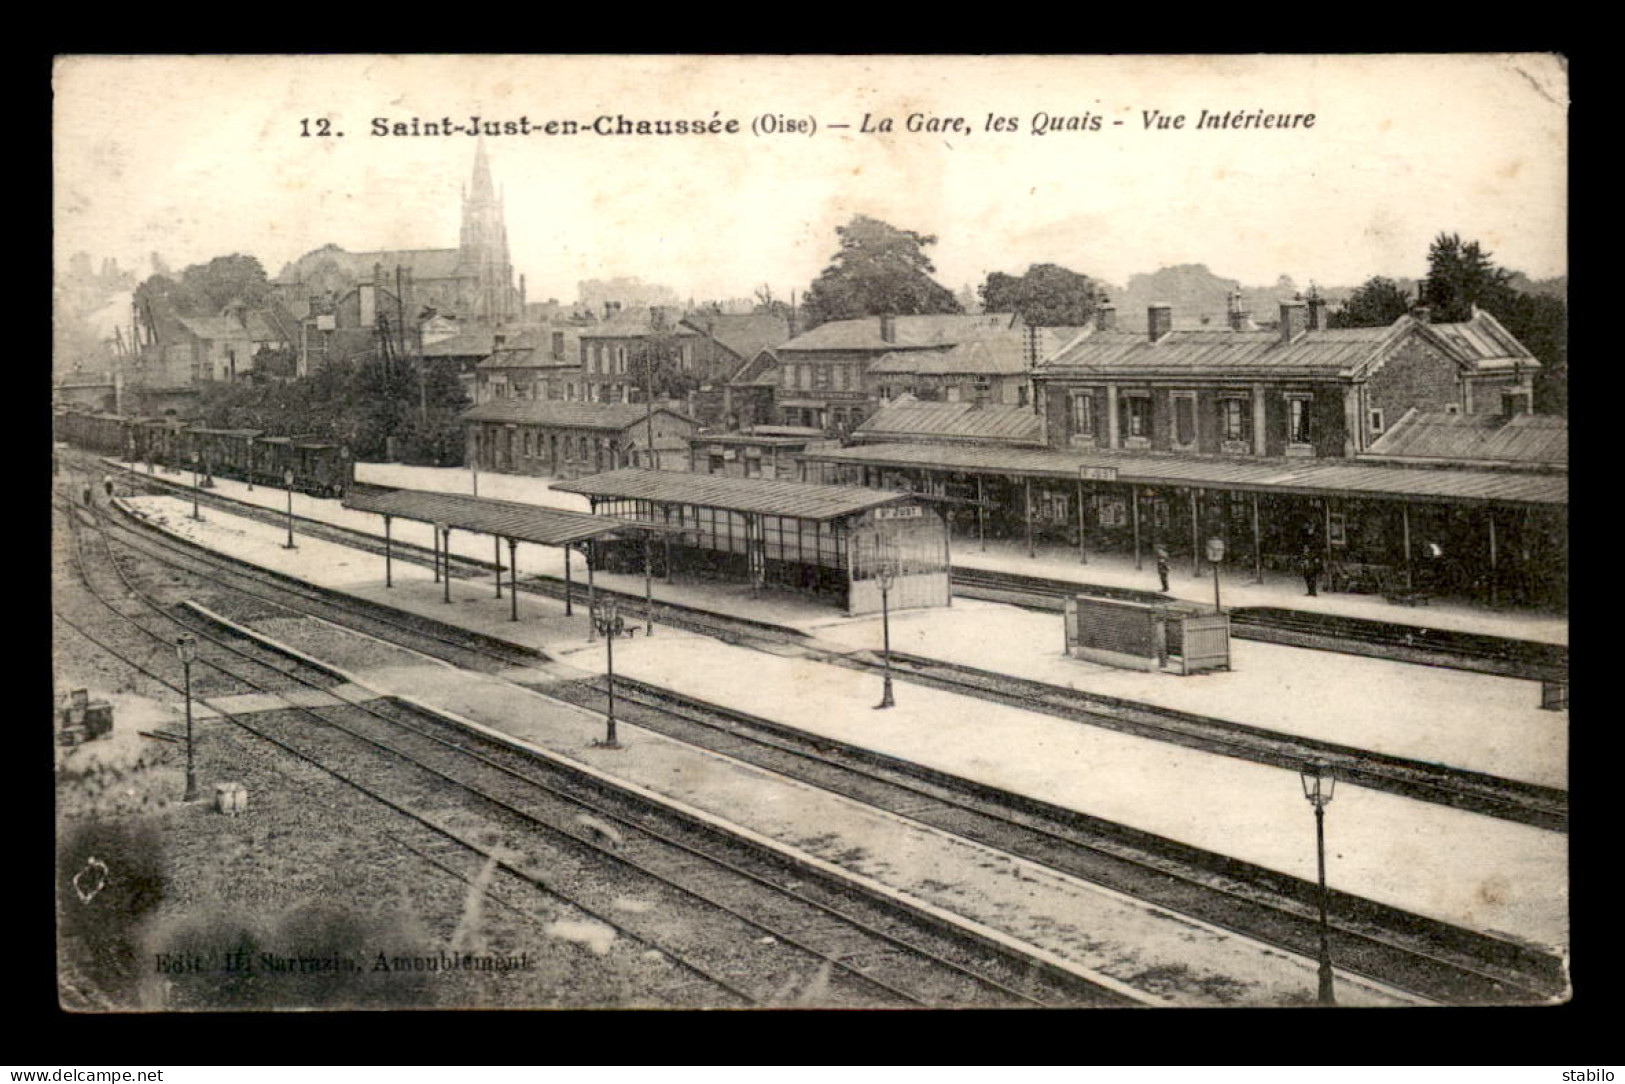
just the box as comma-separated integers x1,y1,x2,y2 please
1155,546,1171,592
1302,545,1324,597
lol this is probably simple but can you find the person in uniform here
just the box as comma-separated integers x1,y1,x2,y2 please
1155,546,1171,592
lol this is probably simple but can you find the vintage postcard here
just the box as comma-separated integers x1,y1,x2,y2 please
52,53,1568,1011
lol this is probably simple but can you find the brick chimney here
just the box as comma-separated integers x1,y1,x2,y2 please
1501,388,1532,419
1278,300,1308,343
1305,285,1329,331
880,314,897,343
1096,301,1117,332
1024,324,1041,368
1148,304,1172,342
1227,289,1250,332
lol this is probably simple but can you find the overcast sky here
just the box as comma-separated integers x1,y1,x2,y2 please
54,54,1568,305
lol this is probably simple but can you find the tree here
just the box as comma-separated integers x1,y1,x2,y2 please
752,283,792,320
1422,233,1566,412
1330,276,1413,328
979,263,1104,326
1423,233,1515,322
799,215,962,329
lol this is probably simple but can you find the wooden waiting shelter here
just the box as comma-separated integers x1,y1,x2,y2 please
343,487,675,631
553,469,951,615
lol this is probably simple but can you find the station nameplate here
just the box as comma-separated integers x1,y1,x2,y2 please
874,505,923,521
1079,466,1119,482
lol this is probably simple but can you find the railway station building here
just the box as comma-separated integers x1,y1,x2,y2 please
554,469,951,615
461,400,698,478
799,300,1566,610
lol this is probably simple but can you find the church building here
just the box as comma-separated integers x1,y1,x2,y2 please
273,141,525,328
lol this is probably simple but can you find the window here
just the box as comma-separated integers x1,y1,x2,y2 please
1122,394,1151,440
523,432,532,457
1172,392,1197,447
814,365,831,391
1018,384,1029,408
553,331,565,361
1445,403,1460,415
1072,392,1095,437
1369,408,1386,433
1221,397,1252,443
1287,395,1314,445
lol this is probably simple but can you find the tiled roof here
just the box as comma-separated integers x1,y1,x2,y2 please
1363,410,1566,468
175,315,251,340
682,313,791,360
460,400,695,431
779,313,1020,352
869,327,1082,376
553,468,916,521
854,398,1045,445
727,349,781,387
1429,308,1537,365
801,441,1567,508
1041,311,1538,380
424,328,502,357
1041,322,1401,378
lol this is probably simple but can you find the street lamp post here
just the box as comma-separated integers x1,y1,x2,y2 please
190,453,201,520
1299,757,1338,1006
590,599,625,749
1207,537,1227,613
283,468,297,549
176,635,199,802
874,557,896,710
245,438,254,491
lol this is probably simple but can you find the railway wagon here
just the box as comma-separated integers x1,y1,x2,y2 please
188,428,262,483
55,410,129,456
251,436,350,497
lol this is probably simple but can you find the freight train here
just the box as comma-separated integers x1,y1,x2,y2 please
53,409,352,498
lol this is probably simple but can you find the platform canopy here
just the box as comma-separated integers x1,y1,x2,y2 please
344,487,668,546
553,468,918,522
801,442,1568,509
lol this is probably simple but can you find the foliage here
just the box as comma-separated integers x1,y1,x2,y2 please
193,354,470,465
752,284,792,320
1422,233,1567,413
632,329,693,400
1423,233,1515,321
1329,276,1414,328
979,263,1104,326
799,215,962,330
135,254,274,327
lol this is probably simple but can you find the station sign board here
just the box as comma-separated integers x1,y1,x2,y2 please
874,505,924,521
1079,466,1119,483
1206,537,1226,563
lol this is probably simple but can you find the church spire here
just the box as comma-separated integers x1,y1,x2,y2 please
470,136,495,202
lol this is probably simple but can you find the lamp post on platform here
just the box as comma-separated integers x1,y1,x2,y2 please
245,437,254,491
874,555,896,710
590,599,625,749
176,635,199,802
1207,537,1226,613
283,468,297,549
189,453,201,520
1299,757,1337,1006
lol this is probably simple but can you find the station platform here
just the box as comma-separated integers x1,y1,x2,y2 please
351,463,1570,647
116,492,1569,960
110,459,1569,788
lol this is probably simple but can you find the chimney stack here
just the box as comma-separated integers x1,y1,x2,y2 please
1305,285,1329,331
1148,304,1172,342
1096,300,1117,332
493,334,506,350
1227,289,1250,332
1278,300,1308,343
880,314,897,343
1025,324,1041,368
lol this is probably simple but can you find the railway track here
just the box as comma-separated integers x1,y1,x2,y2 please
806,646,1567,833
547,673,1565,1006
53,477,1135,1008
61,455,1569,1002
951,566,1568,684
